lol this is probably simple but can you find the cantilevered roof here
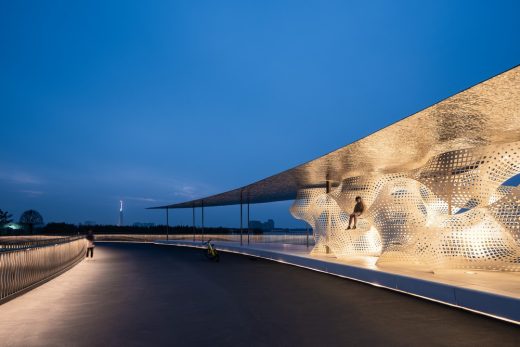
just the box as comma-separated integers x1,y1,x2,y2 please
150,65,520,209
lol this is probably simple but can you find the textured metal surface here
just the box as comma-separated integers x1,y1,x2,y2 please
152,65,520,209
290,141,520,271
0,236,87,302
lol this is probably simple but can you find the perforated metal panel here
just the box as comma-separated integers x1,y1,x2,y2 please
291,142,520,271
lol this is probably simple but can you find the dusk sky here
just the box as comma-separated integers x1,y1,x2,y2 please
1,1,520,227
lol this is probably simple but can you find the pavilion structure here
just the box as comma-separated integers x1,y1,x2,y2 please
152,65,520,274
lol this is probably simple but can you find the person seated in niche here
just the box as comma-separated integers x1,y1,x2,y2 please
347,196,365,230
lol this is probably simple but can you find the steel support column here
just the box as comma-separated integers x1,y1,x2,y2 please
247,201,250,245
240,192,243,246
325,180,331,254
166,208,169,241
201,201,205,242
192,206,195,241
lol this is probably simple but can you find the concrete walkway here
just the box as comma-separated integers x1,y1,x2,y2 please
156,240,520,323
0,243,518,346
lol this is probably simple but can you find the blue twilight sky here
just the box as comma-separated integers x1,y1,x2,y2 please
1,1,519,227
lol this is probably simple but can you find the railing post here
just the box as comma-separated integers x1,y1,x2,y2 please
192,205,195,242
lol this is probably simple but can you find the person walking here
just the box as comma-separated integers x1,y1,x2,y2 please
86,230,95,258
347,196,365,230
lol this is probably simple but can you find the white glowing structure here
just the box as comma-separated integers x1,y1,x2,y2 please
118,200,124,227
291,141,520,272
153,66,520,274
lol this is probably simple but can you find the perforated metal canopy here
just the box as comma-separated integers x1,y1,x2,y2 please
149,65,520,209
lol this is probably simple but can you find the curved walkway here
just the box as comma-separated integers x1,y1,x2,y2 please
0,243,518,346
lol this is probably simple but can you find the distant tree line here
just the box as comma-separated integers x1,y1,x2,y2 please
19,210,44,234
0,208,45,235
0,209,13,225
0,207,265,236
40,223,263,236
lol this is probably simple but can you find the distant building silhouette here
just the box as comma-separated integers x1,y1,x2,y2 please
248,219,274,232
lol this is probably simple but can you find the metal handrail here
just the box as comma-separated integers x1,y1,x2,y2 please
92,233,315,245
0,236,78,252
0,236,88,303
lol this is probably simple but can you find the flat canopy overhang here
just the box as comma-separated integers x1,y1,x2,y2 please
149,65,520,209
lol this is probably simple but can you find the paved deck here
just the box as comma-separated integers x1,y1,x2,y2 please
157,240,520,323
0,243,518,346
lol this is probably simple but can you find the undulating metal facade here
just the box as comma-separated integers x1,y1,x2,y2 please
154,65,520,271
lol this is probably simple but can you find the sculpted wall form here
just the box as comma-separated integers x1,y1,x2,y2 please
290,142,520,272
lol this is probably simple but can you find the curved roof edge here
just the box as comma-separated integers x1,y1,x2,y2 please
149,64,520,209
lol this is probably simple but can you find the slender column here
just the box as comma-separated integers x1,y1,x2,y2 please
325,180,331,254
192,206,196,241
306,226,309,249
448,185,453,216
166,208,169,241
247,201,250,245
240,192,243,246
201,201,205,242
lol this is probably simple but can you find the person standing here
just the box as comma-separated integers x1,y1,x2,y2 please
86,230,95,258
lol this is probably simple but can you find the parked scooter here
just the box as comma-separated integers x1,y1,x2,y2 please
204,240,220,262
